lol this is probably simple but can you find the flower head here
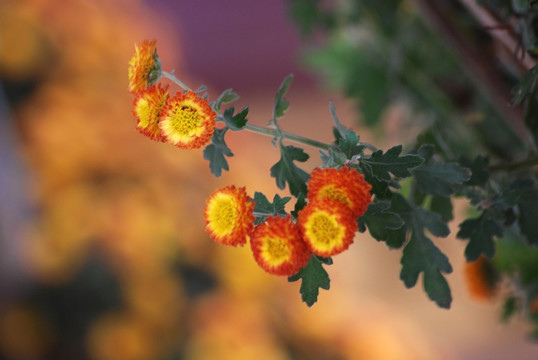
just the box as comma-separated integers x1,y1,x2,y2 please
464,255,499,301
297,199,357,257
250,215,311,276
160,90,216,149
204,186,255,246
307,166,372,218
132,84,169,142
128,39,161,93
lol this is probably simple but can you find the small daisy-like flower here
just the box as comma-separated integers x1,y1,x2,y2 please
160,90,216,149
297,199,357,257
250,215,311,276
132,84,169,142
128,39,162,93
307,166,372,218
204,186,255,246
464,255,499,301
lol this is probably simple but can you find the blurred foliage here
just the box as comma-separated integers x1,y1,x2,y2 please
288,0,538,338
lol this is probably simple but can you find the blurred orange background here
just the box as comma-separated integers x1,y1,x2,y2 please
1,0,538,359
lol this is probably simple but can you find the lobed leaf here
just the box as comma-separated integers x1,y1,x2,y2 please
288,256,330,307
273,74,293,119
252,192,291,225
459,155,489,187
430,195,454,222
457,212,503,261
358,200,404,243
361,145,423,182
392,194,453,308
212,89,240,111
270,143,310,197
221,106,249,131
203,128,233,177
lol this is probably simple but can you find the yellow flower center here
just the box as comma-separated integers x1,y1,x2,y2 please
163,102,205,144
305,211,344,251
207,193,237,236
318,185,351,207
261,237,291,265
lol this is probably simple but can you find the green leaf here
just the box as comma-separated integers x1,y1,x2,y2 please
270,143,310,197
329,102,365,158
412,146,471,197
291,192,307,219
393,194,453,308
358,164,393,199
512,65,538,105
517,190,538,246
320,148,347,168
274,74,293,119
457,212,503,261
358,201,404,242
221,106,249,131
212,89,240,112
252,192,291,225
203,128,233,177
459,155,489,187
430,195,453,222
288,256,330,307
361,145,423,182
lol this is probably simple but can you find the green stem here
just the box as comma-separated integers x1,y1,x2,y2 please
243,123,332,151
161,71,191,91
489,156,538,172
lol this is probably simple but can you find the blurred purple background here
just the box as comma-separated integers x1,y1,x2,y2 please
149,0,313,90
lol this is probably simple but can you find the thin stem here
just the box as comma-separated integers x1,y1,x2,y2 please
243,123,332,151
161,71,191,91
489,156,538,172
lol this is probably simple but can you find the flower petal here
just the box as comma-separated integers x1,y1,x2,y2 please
160,91,216,149
204,186,255,246
298,199,357,257
128,39,160,93
133,84,169,142
250,215,311,276
307,166,372,218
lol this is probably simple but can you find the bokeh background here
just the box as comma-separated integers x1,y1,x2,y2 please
1,0,538,359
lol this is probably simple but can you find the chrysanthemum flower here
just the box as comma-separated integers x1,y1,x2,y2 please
132,84,169,142
307,166,372,218
464,255,499,301
297,199,357,257
128,40,161,93
159,90,216,149
204,186,255,246
250,215,311,276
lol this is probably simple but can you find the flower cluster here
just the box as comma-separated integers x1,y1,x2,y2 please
128,40,216,149
128,39,376,302
203,167,372,277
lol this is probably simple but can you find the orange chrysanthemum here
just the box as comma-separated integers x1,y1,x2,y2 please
128,39,161,93
250,215,311,276
464,255,499,301
307,166,372,218
132,84,169,142
204,186,255,246
159,90,216,149
297,199,357,257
